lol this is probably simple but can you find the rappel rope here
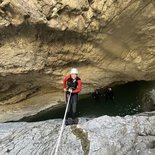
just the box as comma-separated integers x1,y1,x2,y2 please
51,91,72,155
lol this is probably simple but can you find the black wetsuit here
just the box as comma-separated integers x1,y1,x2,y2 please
104,89,114,103
92,90,101,100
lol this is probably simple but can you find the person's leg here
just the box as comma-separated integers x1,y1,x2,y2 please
72,94,78,122
65,93,72,125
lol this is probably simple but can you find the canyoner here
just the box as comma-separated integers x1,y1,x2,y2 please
51,68,82,155
63,68,82,125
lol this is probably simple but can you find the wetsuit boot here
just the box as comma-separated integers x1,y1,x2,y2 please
72,112,76,124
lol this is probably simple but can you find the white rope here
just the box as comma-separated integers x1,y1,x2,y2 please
51,91,72,155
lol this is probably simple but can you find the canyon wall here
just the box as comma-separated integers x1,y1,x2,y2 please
0,0,155,121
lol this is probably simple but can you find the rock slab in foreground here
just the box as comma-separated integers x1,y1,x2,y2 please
0,115,155,155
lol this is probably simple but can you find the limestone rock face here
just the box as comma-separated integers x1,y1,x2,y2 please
0,115,155,155
0,0,155,121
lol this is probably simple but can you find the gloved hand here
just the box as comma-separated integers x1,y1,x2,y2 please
68,88,72,93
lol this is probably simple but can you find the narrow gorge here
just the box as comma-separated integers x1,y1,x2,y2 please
0,0,155,154
0,0,155,122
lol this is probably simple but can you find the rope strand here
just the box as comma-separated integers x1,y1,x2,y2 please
51,91,72,155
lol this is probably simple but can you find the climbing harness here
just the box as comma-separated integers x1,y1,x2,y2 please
51,91,72,155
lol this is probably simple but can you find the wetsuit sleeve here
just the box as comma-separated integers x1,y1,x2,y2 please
72,79,82,93
63,75,70,89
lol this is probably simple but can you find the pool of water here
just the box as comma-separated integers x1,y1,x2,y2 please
22,81,155,122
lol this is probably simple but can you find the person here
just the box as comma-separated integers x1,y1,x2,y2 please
104,87,114,103
92,89,101,101
63,68,82,125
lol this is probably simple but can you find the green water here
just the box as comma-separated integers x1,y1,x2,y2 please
23,81,155,122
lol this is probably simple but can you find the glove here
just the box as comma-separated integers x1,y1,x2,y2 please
68,88,72,93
